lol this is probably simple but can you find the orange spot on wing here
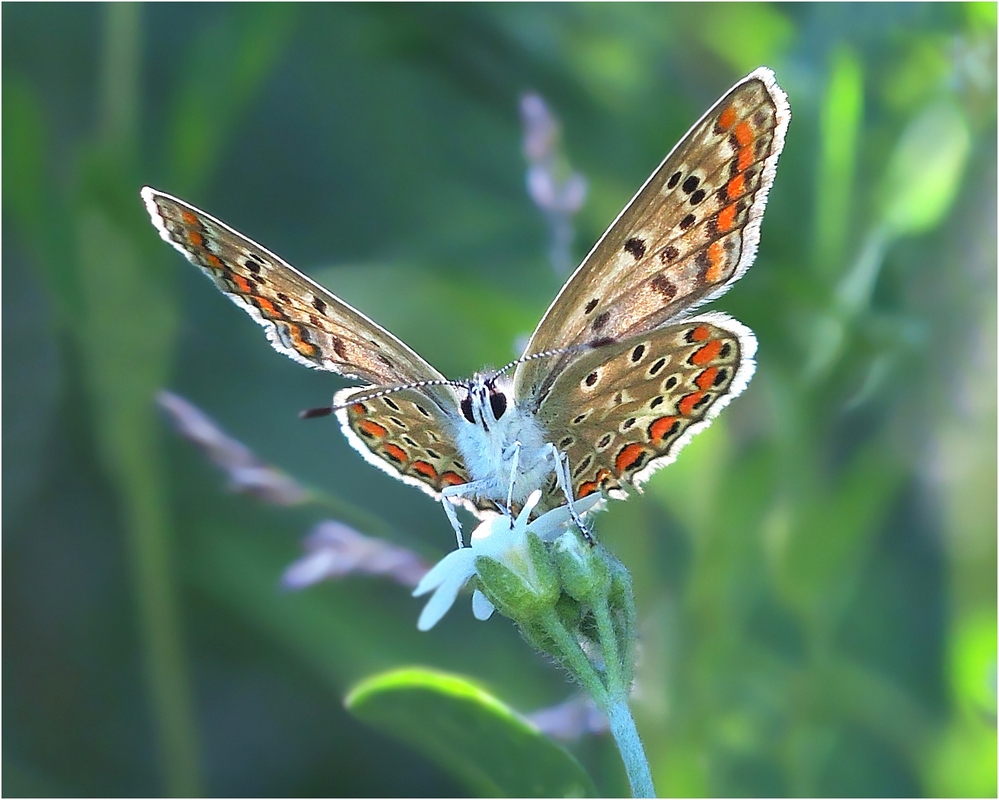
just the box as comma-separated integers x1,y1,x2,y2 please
291,329,317,357
691,339,723,366
696,367,719,390
678,391,706,416
718,105,737,130
727,173,745,199
358,420,387,438
649,416,679,444
231,274,252,293
181,211,198,225
734,120,753,147
706,241,725,283
187,230,204,247
350,403,367,415
691,325,711,342
615,443,646,473
578,468,611,498
383,443,407,463
255,297,279,317
205,254,222,268
738,145,754,172
412,461,437,480
716,204,737,232
441,471,465,486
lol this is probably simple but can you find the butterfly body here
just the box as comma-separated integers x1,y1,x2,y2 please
446,373,554,506
143,67,789,543
335,371,567,537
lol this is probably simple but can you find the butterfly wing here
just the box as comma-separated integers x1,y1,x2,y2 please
515,68,788,406
142,187,449,388
534,313,755,512
335,385,494,517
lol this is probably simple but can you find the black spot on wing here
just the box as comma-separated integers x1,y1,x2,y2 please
649,274,677,300
331,336,348,360
624,237,647,259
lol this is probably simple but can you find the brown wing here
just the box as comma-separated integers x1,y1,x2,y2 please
335,386,496,519
515,68,788,406
142,187,447,388
534,314,755,513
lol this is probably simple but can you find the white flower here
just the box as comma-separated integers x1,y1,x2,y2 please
412,490,604,631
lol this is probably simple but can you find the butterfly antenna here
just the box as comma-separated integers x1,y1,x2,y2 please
493,342,602,378
299,378,467,419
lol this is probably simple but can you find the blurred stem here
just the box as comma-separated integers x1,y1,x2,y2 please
814,46,863,278
97,5,202,796
803,225,889,383
100,2,141,155
308,486,396,539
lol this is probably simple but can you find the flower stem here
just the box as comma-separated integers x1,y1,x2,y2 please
606,696,656,798
536,605,655,797
592,594,623,698
537,608,609,706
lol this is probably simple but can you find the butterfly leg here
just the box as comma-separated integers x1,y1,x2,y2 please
440,492,465,548
505,441,522,512
549,445,595,545
440,479,496,548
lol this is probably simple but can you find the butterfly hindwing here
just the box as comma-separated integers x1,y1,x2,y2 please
142,188,447,388
515,67,788,406
534,313,756,512
335,386,494,516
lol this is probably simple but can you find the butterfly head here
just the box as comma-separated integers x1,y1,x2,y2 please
459,372,511,429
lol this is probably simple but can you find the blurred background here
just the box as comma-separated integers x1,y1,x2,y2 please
4,3,995,797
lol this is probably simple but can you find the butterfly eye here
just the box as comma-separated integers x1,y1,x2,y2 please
489,390,508,420
460,394,475,423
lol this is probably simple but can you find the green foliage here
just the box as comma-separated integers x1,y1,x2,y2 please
4,3,995,797
346,667,597,797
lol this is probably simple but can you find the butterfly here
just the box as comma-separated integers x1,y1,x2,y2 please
143,66,789,543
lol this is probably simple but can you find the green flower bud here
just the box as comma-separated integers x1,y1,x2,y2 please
553,530,611,603
474,531,560,624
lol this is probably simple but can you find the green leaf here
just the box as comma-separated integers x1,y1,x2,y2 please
346,667,597,797
879,100,970,238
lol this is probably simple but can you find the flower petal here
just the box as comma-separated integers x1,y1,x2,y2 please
416,568,472,631
412,548,474,598
471,589,495,621
528,494,605,541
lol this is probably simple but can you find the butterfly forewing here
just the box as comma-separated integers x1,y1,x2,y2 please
534,313,756,513
515,67,788,406
142,188,447,388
